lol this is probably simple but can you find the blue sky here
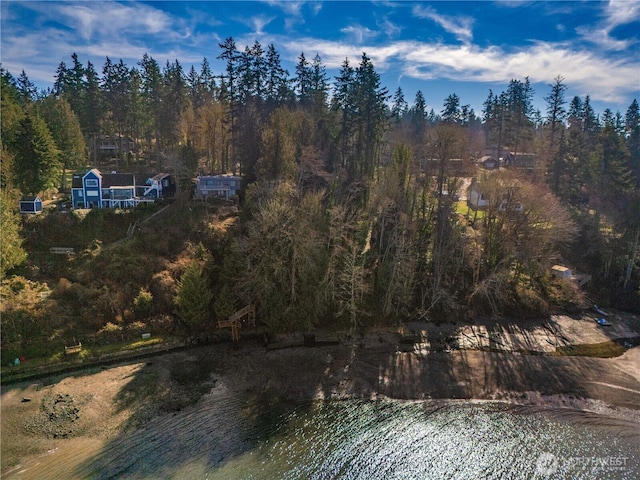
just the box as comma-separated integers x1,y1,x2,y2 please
2,1,639,117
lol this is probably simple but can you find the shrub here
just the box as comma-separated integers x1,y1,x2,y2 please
132,288,154,319
147,314,175,333
150,270,177,313
125,321,148,338
97,322,124,343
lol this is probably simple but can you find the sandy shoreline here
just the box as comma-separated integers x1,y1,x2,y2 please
2,316,640,477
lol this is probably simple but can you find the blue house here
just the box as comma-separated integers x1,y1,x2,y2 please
195,174,242,200
19,195,43,214
71,169,175,209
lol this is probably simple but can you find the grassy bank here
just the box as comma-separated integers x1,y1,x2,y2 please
1,335,185,385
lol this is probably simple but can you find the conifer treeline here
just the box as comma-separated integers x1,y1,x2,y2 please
1,38,639,321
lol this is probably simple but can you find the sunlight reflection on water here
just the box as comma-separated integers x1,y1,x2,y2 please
65,397,639,480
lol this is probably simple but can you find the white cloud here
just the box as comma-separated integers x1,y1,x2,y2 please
278,37,355,67
310,2,323,15
55,3,172,40
576,25,632,51
378,17,402,38
340,25,379,44
2,0,636,107
265,0,304,16
605,0,640,28
576,0,640,51
403,41,637,102
0,1,203,86
264,1,322,30
237,15,276,35
278,35,638,103
412,5,474,43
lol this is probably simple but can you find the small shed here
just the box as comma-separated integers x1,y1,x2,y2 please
551,265,573,280
19,195,43,214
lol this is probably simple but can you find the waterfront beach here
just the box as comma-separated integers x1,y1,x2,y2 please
2,312,640,478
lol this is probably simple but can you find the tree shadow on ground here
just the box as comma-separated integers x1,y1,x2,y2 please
69,328,640,478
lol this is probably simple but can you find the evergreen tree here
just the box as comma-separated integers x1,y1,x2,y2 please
352,52,389,176
54,54,88,123
460,104,475,126
237,44,255,103
101,57,132,146
0,192,27,276
567,96,583,130
67,53,88,121
218,37,240,104
625,99,640,183
84,60,103,158
411,89,426,130
127,67,143,163
483,90,507,158
16,70,36,104
218,37,240,168
38,95,86,190
174,261,214,329
582,95,599,143
331,58,356,171
187,64,201,108
391,87,407,123
294,52,312,106
309,53,328,112
264,43,289,107
504,78,534,155
1,69,25,150
53,61,68,97
160,59,186,148
544,76,568,194
14,111,62,195
598,109,634,206
441,93,460,123
139,53,163,160
250,41,266,100
200,57,216,96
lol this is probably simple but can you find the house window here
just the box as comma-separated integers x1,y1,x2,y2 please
78,191,83,198
86,179,98,187
112,189,133,199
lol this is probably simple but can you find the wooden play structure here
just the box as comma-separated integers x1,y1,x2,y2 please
217,304,255,343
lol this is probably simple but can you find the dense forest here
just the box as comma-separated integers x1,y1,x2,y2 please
1,38,639,358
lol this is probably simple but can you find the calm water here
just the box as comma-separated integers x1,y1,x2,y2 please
66,391,639,480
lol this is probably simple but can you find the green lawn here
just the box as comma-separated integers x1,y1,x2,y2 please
1,335,179,379
455,200,484,219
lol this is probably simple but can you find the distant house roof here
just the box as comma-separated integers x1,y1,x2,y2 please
71,175,83,189
504,152,536,168
84,168,102,178
478,155,499,169
20,195,41,202
102,173,135,187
